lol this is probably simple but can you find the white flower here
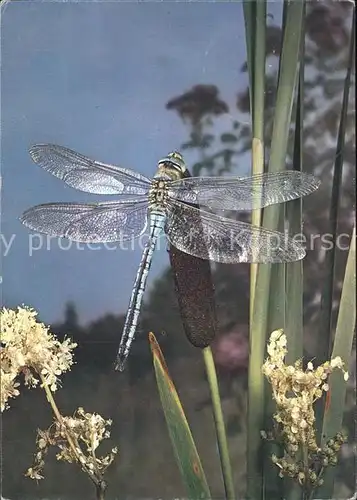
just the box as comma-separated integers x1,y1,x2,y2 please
1,306,77,411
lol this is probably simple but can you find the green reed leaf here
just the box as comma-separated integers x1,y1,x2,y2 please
149,333,211,500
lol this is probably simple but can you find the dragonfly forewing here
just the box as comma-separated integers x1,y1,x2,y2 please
29,144,151,195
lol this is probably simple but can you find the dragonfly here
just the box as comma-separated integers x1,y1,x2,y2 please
20,144,320,371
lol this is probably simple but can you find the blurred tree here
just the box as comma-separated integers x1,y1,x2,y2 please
166,84,235,175
166,84,229,125
63,301,79,332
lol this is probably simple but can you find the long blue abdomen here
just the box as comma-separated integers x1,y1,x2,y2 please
115,211,166,371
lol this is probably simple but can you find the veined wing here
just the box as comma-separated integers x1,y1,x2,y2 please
20,200,148,243
29,144,151,195
165,200,305,264
168,171,320,211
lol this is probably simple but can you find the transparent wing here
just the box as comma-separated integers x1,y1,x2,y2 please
168,171,320,210
20,200,148,243
29,144,151,195
165,200,305,263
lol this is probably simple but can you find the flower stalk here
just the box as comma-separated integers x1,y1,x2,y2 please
202,346,235,500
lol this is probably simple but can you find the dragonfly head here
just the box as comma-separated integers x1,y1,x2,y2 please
158,151,186,177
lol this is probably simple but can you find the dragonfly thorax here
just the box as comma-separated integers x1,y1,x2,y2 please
148,179,169,209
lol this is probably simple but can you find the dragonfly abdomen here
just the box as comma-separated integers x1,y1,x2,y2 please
114,210,166,371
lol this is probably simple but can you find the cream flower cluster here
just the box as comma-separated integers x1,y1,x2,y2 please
27,407,118,481
262,329,348,452
262,329,349,489
1,306,77,411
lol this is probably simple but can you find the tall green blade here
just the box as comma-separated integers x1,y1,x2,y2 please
316,9,355,362
243,2,267,498
285,25,305,365
243,1,254,107
284,19,306,500
248,0,266,317
317,227,356,498
247,2,305,499
149,333,211,500
314,10,355,444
